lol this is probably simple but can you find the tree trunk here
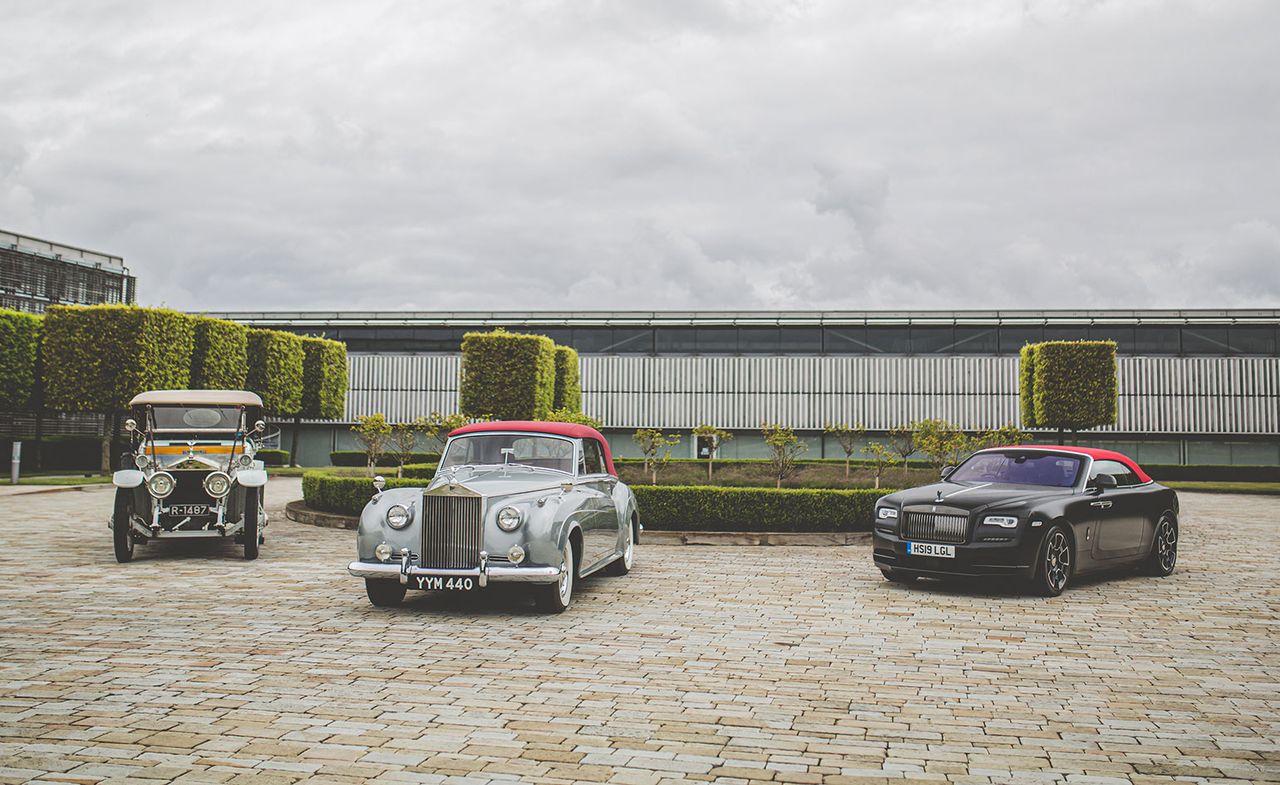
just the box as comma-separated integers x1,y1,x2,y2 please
33,412,43,472
845,456,850,479
1057,427,1065,446
706,457,712,482
290,416,301,467
776,476,781,489
99,413,116,475
874,474,880,489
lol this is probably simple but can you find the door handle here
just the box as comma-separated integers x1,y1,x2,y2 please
1090,501,1113,509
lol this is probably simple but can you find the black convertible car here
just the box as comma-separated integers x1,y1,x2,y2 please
873,446,1179,595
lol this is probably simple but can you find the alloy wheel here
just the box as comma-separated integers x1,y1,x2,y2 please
1044,530,1071,593
1156,517,1178,573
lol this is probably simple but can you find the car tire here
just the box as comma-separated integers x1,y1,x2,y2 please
880,569,916,584
112,489,135,564
365,578,406,607
242,488,261,561
1032,524,1074,597
603,516,636,577
1142,513,1178,577
536,539,576,613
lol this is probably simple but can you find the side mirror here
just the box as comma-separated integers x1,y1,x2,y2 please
941,465,956,480
1092,473,1117,491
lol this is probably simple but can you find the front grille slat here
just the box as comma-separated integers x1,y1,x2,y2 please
421,495,482,569
904,512,969,544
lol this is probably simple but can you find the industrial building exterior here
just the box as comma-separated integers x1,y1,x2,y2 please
1,229,136,313
209,309,1280,467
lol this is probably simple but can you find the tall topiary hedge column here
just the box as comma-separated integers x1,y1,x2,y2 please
460,330,556,420
0,309,42,412
1019,340,1118,443
552,345,582,412
246,329,305,416
190,316,249,390
293,336,349,466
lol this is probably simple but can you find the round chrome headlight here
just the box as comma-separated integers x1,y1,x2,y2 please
497,506,523,532
375,542,394,562
147,472,175,499
134,453,150,469
238,453,254,468
203,471,232,498
386,504,411,529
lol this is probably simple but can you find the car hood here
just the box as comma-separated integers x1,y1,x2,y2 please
426,465,569,499
881,482,1075,515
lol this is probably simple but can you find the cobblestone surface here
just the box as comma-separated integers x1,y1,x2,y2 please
1,480,1277,784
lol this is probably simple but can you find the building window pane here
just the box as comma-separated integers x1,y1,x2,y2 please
737,327,780,354
865,327,910,354
529,328,572,345
1229,326,1277,355
695,328,738,354
824,327,868,354
1182,327,1231,355
998,327,1043,354
951,327,998,354
570,328,616,353
655,328,697,354
908,326,954,354
1088,326,1135,352
607,328,654,354
779,327,822,354
1131,327,1180,355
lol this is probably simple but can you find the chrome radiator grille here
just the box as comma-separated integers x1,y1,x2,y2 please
420,495,483,569
903,512,970,544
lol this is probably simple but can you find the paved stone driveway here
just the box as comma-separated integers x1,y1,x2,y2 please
0,480,1277,785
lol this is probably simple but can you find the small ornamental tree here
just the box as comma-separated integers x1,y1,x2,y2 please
970,423,1031,453
1021,340,1118,443
888,423,918,466
823,422,866,479
913,418,967,471
552,345,582,412
0,309,42,412
862,441,899,489
762,422,807,489
351,413,392,476
246,329,305,416
189,316,249,390
460,329,557,420
422,411,471,454
546,408,603,429
389,416,428,477
633,428,682,485
692,424,733,482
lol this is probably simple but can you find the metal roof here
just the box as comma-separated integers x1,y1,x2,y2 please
129,390,263,407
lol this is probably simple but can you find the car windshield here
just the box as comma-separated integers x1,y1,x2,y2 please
949,451,1083,488
148,406,242,431
440,434,576,474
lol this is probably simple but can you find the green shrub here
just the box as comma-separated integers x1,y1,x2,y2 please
402,462,439,479
460,329,556,420
190,316,249,390
257,449,290,466
246,329,305,415
0,309,42,411
300,336,348,419
330,450,440,467
1019,343,1038,427
41,305,196,412
545,408,602,429
1024,340,1118,434
302,471,426,516
633,485,889,532
552,345,581,412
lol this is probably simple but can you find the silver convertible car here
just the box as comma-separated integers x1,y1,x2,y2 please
347,421,640,612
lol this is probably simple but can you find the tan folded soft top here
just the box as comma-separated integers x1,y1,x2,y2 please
128,390,264,407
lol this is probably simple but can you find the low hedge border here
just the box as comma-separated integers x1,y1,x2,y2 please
299,472,892,531
330,450,441,467
257,449,289,467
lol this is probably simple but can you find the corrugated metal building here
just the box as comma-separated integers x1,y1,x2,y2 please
209,310,1280,466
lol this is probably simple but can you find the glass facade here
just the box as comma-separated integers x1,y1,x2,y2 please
281,323,1280,357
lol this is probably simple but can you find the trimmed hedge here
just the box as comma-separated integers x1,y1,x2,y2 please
246,329,305,415
302,471,425,516
402,462,439,479
331,450,440,467
552,345,581,412
300,336,348,420
42,305,196,412
633,485,889,532
1146,464,1280,483
460,330,556,420
0,309,42,411
1022,340,1117,432
257,449,290,467
190,316,249,390
1019,343,1037,427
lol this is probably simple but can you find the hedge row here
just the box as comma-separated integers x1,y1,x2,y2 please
632,485,888,532
0,310,41,411
246,329,306,415
302,471,424,516
257,449,290,467
402,462,438,479
1021,341,1117,431
190,316,249,390
613,457,937,469
331,450,441,467
1146,464,1280,483
301,336,347,419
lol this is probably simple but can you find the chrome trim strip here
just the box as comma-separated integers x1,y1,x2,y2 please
348,561,561,584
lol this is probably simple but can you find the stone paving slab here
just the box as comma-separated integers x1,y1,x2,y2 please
0,480,1277,784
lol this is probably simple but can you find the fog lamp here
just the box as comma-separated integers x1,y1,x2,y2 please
507,545,525,564
375,542,394,562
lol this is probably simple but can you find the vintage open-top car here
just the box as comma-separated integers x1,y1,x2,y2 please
347,420,640,612
873,446,1179,595
110,390,270,562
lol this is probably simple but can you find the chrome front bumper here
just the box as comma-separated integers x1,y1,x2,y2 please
348,556,562,586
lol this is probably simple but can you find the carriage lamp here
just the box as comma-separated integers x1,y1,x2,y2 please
507,545,526,564
386,504,411,529
124,419,137,432
877,507,898,520
983,515,1018,528
147,472,176,498
373,475,386,492
204,472,232,498
375,542,394,562
497,506,523,532
134,453,151,469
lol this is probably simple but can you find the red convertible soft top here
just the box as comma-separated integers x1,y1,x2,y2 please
448,420,617,476
993,445,1152,484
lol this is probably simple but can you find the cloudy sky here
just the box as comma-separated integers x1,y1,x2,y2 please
2,0,1277,311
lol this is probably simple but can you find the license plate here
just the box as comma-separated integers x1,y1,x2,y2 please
168,504,209,516
410,575,477,592
907,542,955,558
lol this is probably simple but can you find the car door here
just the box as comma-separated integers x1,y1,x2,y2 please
1087,460,1148,560
578,438,620,570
